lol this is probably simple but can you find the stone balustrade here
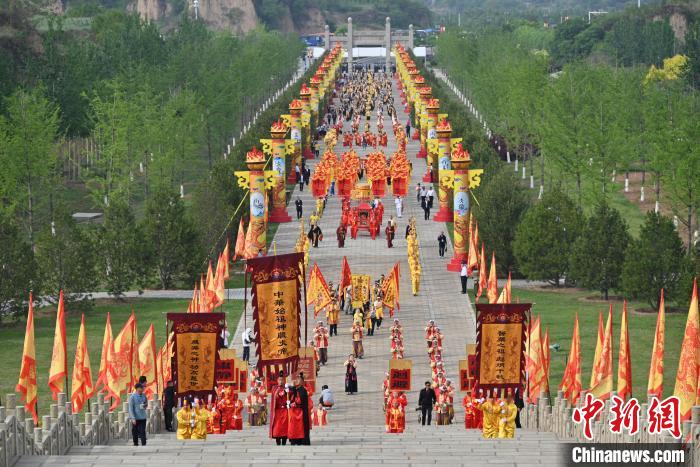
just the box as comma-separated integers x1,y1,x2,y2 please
0,392,164,467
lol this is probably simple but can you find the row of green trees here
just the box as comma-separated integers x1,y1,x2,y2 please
415,30,699,309
436,22,700,249
0,11,307,319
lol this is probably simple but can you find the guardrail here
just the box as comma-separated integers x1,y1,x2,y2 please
0,392,164,467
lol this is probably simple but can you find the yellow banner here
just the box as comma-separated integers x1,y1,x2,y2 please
351,274,370,308
257,279,300,362
176,332,217,392
479,323,522,386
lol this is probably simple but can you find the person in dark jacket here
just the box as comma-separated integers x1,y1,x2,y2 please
514,388,525,428
295,198,303,219
418,381,436,426
437,232,447,257
162,381,175,432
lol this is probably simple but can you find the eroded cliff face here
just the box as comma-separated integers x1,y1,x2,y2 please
131,0,258,34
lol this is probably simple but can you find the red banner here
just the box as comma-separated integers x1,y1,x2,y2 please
474,304,530,395
248,252,304,376
389,359,412,391
167,312,225,402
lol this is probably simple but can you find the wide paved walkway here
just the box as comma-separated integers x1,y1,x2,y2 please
232,74,476,425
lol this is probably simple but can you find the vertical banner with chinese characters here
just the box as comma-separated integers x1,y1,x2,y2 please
475,304,530,395
167,312,224,402
248,252,304,376
351,274,371,309
389,359,412,391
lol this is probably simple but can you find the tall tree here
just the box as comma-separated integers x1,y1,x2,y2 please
513,188,583,285
622,212,689,309
1,87,60,247
141,185,201,289
98,198,144,297
473,166,530,275
35,206,98,307
0,213,37,321
569,202,630,299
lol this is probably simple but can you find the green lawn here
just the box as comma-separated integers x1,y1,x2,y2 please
475,287,688,401
2,298,243,416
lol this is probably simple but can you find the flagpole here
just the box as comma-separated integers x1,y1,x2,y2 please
244,261,248,331
302,260,308,347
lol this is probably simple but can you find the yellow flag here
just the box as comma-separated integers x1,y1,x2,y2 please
16,293,38,423
674,279,699,420
48,290,67,400
590,305,613,400
71,314,94,413
647,290,665,399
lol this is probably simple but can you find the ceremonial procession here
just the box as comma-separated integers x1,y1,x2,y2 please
3,2,700,465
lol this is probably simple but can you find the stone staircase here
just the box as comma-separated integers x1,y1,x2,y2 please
15,423,566,466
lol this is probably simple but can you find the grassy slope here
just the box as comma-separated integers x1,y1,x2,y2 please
491,287,687,400
2,298,243,415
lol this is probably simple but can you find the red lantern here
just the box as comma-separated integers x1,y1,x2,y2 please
392,177,407,197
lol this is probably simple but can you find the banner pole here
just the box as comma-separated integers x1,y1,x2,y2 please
302,260,308,347
244,262,248,331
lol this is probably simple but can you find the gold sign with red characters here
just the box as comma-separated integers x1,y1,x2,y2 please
167,312,224,400
389,359,412,391
475,304,530,394
248,253,304,373
294,347,316,394
215,349,237,384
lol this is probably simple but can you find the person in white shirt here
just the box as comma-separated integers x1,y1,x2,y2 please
242,328,254,362
220,326,231,348
426,187,435,209
460,260,468,294
394,197,403,218
319,385,335,408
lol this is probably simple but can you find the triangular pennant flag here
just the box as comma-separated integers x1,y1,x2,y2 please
138,324,157,399
617,301,632,401
590,305,614,401
71,314,94,413
48,290,67,400
674,278,699,420
486,252,498,304
16,293,38,423
559,313,581,405
647,290,666,399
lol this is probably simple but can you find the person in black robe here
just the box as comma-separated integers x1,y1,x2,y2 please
336,224,346,247
289,375,311,445
514,388,525,428
162,381,175,431
344,355,358,395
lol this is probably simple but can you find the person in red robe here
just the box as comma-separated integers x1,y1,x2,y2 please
287,374,311,445
463,391,480,429
386,400,405,433
269,373,289,445
337,223,347,247
385,221,395,248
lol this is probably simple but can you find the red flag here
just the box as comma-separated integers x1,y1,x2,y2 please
647,290,666,399
16,293,38,423
559,313,582,405
617,301,632,401
339,256,352,294
590,310,604,388
525,315,546,403
674,278,699,420
48,290,67,400
543,327,550,393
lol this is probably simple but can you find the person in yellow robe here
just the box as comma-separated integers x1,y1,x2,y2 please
176,398,194,440
498,393,518,439
477,392,499,439
190,399,211,440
